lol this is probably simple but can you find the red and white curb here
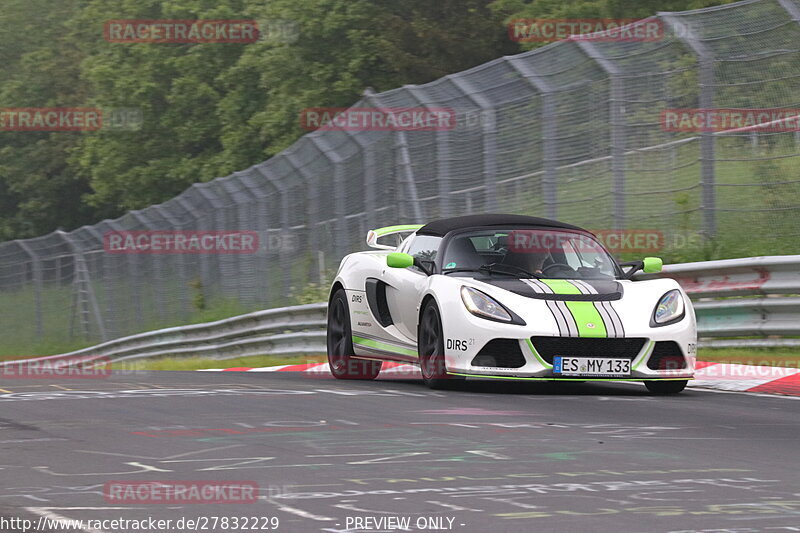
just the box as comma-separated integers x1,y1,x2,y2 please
199,360,800,397
199,361,420,376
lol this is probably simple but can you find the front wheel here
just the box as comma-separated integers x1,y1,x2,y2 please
417,301,464,390
645,380,688,394
327,289,382,380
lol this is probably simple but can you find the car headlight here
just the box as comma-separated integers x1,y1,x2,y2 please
652,289,685,326
460,286,512,322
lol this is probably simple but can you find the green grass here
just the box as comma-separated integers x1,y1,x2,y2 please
0,290,258,358
0,272,331,359
699,347,800,368
124,354,326,371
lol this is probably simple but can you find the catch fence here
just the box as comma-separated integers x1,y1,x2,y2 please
1,0,799,345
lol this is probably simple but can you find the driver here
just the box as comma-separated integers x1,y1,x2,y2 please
512,250,548,275
499,234,549,275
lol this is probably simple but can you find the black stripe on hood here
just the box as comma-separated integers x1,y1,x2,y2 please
479,278,623,301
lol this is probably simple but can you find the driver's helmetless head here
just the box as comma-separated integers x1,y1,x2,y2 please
503,248,548,273
519,251,547,273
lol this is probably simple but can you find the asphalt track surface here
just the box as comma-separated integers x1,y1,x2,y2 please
1,370,799,533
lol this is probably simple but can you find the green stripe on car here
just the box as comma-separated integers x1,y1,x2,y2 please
352,335,418,357
632,340,655,371
525,338,553,369
371,224,424,237
538,279,582,295
539,279,608,338
564,301,608,337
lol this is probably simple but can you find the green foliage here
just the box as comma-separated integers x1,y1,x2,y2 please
289,279,333,306
188,277,206,311
0,0,517,236
491,0,741,51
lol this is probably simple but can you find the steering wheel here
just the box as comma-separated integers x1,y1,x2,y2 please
541,263,576,276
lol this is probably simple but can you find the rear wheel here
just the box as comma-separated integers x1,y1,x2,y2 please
327,289,382,380
645,380,688,394
418,301,464,390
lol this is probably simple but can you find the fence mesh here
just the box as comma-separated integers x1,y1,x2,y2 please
1,0,799,347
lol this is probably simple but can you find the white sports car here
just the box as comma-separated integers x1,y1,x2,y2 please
326,214,696,393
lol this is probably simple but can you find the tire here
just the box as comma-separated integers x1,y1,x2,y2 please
327,289,382,380
645,380,688,395
417,301,464,390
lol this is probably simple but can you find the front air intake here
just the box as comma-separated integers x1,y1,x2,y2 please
470,339,526,368
530,337,647,365
647,341,687,370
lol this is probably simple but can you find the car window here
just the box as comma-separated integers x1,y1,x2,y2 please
406,235,441,268
562,240,582,269
467,235,497,252
442,228,618,279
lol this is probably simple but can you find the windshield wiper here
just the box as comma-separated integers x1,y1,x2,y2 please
480,262,540,279
442,264,540,278
442,268,481,275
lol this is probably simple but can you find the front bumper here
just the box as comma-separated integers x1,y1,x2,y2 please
447,335,695,381
440,310,695,381
435,277,697,382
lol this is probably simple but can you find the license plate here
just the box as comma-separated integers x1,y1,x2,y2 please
553,357,630,377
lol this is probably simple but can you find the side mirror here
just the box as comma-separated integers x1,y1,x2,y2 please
387,252,414,268
642,257,663,274
387,252,433,275
620,256,663,279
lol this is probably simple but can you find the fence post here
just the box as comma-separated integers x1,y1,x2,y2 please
660,12,716,237
105,218,144,330
574,40,626,230
129,208,170,322
81,225,117,340
364,89,425,223
309,134,348,256
14,240,43,340
191,184,227,304
362,140,378,231
339,128,375,235
448,74,498,212
777,0,800,22
506,56,558,219
58,230,107,342
778,0,800,154
284,150,322,287
152,204,191,316
254,163,293,304
404,86,452,218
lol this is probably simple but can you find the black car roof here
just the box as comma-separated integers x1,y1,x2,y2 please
416,214,586,237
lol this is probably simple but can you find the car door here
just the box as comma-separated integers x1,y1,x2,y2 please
382,235,441,341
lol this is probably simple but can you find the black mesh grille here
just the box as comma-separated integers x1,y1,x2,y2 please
647,341,687,370
471,339,526,368
530,337,647,364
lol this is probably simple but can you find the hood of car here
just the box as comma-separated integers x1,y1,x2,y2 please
476,277,623,301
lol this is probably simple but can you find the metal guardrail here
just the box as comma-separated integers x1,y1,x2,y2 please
640,255,800,347
3,255,798,367
0,303,327,368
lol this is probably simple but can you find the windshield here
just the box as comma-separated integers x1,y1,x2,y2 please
441,228,619,280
